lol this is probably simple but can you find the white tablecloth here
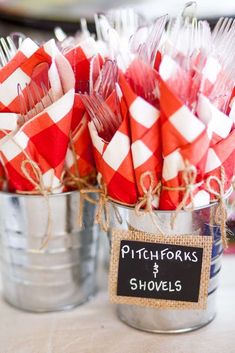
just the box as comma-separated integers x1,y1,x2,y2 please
0,255,234,353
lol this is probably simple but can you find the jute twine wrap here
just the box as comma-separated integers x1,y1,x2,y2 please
79,181,125,232
0,129,62,250
18,159,62,250
79,162,229,248
135,171,161,214
1,124,229,250
162,162,203,229
79,171,163,233
206,167,228,248
134,171,163,234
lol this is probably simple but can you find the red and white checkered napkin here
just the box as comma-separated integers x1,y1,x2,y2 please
203,130,235,199
158,78,211,210
196,94,234,146
0,46,75,193
0,88,75,193
118,72,162,207
65,95,96,185
0,38,39,102
199,55,224,98
0,38,40,190
196,94,235,197
0,38,73,135
0,37,39,138
0,39,58,114
88,90,138,205
63,37,104,185
65,37,103,89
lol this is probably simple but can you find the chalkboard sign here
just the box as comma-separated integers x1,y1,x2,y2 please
109,229,213,309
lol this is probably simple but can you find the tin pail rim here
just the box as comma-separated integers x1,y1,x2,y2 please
109,186,232,214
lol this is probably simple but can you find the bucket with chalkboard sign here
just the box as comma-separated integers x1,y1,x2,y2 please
108,202,223,333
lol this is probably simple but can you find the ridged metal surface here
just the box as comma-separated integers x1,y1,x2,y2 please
0,191,99,312
109,202,222,333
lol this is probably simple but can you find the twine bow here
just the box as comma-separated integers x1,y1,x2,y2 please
21,159,52,195
135,171,163,234
135,171,161,214
163,162,203,229
174,163,198,211
206,167,228,248
79,181,110,232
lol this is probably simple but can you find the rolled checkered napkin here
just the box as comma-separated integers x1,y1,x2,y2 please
64,37,103,91
0,39,74,192
204,129,235,199
0,112,20,190
0,38,39,190
196,93,235,197
0,38,73,132
0,48,75,193
63,38,104,186
65,95,96,187
196,94,234,146
199,56,222,95
0,39,59,114
0,38,38,104
88,83,138,205
118,69,162,208
158,77,211,210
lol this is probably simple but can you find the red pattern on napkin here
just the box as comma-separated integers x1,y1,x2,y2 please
0,89,74,193
119,72,162,205
159,78,211,210
88,88,138,204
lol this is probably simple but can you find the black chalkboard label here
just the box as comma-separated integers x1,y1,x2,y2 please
117,240,203,302
109,229,213,309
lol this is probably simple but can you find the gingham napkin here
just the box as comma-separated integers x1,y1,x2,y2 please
0,39,57,114
88,78,138,204
158,77,211,210
0,44,75,193
0,38,39,111
0,38,40,138
197,95,235,197
158,51,235,209
204,130,235,199
119,69,162,207
65,95,96,186
65,37,103,91
64,38,104,185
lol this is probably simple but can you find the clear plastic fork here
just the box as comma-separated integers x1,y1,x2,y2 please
0,36,17,67
80,92,121,142
17,62,53,125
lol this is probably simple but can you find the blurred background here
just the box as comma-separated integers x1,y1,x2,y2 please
0,0,234,41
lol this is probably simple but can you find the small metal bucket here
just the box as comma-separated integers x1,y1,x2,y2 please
109,202,222,333
0,191,99,312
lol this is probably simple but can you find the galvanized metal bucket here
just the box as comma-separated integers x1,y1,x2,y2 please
0,191,99,312
109,202,223,333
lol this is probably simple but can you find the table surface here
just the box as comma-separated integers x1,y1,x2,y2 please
0,254,234,353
